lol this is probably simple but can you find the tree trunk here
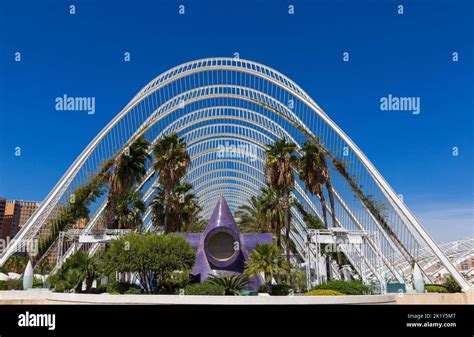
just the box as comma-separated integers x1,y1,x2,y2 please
106,194,116,229
275,218,281,249
284,188,290,265
163,189,170,233
265,273,272,294
319,192,331,281
325,182,337,227
319,191,328,228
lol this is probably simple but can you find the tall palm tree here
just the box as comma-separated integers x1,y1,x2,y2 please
106,136,150,228
152,133,191,233
235,195,268,233
264,138,298,263
244,243,287,294
299,141,336,228
151,183,201,233
110,136,150,195
235,186,286,247
173,183,202,232
299,140,338,278
259,186,285,247
113,189,145,230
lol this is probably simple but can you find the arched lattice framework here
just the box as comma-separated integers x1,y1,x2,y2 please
0,58,469,290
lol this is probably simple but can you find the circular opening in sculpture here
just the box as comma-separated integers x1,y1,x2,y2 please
207,231,236,260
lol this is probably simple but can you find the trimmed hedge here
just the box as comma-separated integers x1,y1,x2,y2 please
185,283,225,295
0,279,23,290
306,289,344,296
270,284,290,296
425,284,448,293
312,280,370,295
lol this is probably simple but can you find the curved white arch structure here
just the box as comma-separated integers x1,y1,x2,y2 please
1,58,469,291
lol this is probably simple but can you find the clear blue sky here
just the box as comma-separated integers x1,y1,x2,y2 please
0,0,472,242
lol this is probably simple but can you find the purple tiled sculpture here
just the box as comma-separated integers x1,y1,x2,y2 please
184,196,272,290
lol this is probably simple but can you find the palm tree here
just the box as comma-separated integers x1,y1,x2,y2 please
151,183,202,233
244,243,287,294
264,138,298,263
299,141,338,276
206,274,249,295
299,141,337,228
3,255,28,274
235,195,268,233
106,136,150,228
259,186,286,247
112,189,145,230
152,133,191,233
235,186,287,246
293,199,325,229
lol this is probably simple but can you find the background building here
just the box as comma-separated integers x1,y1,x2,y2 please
1,200,40,240
0,197,6,240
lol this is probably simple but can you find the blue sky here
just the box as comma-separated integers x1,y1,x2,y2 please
0,0,472,242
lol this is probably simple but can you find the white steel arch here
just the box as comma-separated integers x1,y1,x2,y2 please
0,58,468,290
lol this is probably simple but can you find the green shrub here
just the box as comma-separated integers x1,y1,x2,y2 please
1,255,29,274
103,233,195,294
425,285,448,293
106,281,133,294
96,284,108,293
185,283,225,295
271,284,290,296
47,250,99,293
52,283,66,293
33,277,44,288
125,287,142,294
290,270,306,293
312,280,370,295
161,270,191,294
0,279,23,290
306,289,344,296
443,276,462,293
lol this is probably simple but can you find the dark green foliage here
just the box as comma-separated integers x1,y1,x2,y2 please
206,274,249,295
125,287,143,295
1,255,29,273
185,283,225,296
270,284,290,296
244,243,289,294
293,199,325,230
264,138,298,263
111,189,146,230
34,259,53,275
105,280,142,294
33,277,44,288
443,276,462,293
106,136,150,230
0,279,23,290
36,158,114,261
312,280,370,295
103,233,195,294
47,250,99,293
96,284,108,294
152,133,192,234
152,183,204,233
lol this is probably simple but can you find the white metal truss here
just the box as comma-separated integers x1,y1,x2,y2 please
0,58,469,291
